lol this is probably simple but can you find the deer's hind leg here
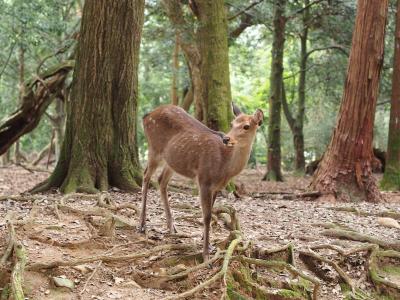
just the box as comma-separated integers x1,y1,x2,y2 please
139,155,160,233
158,165,176,233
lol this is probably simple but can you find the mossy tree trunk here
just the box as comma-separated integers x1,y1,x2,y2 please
311,0,388,202
263,0,286,181
163,0,233,132
381,0,400,191
171,33,180,106
196,0,233,132
33,0,144,194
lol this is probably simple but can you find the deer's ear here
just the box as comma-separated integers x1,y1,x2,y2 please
232,102,242,117
253,109,264,126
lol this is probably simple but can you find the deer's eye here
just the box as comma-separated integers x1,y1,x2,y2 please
243,124,250,130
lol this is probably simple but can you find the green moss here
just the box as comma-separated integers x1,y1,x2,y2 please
381,266,400,275
380,168,400,191
226,284,250,300
277,289,303,298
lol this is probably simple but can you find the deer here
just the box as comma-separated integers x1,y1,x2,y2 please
139,104,264,261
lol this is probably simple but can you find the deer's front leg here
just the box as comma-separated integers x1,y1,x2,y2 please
200,186,213,261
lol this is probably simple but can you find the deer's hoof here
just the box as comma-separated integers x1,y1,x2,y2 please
137,225,146,234
208,243,216,253
170,224,178,234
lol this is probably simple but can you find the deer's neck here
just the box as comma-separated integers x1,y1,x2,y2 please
225,134,254,177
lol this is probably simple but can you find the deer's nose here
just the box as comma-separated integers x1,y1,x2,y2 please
222,136,230,144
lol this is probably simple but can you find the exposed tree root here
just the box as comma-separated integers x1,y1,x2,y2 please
58,204,136,228
27,243,195,271
10,242,26,300
322,228,400,251
212,205,241,231
236,255,321,300
329,206,400,220
368,246,400,297
165,233,242,300
0,220,27,300
310,243,376,257
15,163,51,173
299,249,355,292
28,234,104,249
79,260,102,295
0,284,9,300
0,222,16,267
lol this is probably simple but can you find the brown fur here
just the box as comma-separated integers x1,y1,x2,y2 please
139,104,263,260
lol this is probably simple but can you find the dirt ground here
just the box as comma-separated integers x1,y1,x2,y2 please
0,165,399,300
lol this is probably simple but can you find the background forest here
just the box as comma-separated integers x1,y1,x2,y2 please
1,1,400,300
0,0,394,169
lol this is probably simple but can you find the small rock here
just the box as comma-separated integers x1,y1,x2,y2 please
377,217,400,229
72,265,91,274
44,290,50,295
52,277,75,290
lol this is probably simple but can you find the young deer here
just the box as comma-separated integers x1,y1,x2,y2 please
139,104,263,260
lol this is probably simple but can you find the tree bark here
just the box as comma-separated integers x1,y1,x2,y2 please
381,0,400,191
171,33,180,105
14,45,25,164
163,0,233,132
311,0,388,202
32,0,144,193
196,0,233,132
263,0,286,181
0,61,73,156
293,0,308,173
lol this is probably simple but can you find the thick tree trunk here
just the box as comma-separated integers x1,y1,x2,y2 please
163,0,233,131
32,0,144,194
381,0,400,191
263,0,286,181
311,0,388,202
196,0,233,132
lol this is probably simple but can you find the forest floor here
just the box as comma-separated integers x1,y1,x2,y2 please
0,165,400,300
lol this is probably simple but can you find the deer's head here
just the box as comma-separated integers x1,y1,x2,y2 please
229,103,264,144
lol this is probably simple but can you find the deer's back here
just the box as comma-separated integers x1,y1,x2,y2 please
143,105,232,184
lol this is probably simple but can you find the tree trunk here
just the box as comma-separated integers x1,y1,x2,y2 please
14,45,25,164
53,99,65,163
196,0,233,132
0,61,73,156
171,33,180,105
162,0,204,121
181,85,194,112
293,0,308,173
381,0,400,191
163,0,233,131
311,0,388,202
32,0,144,194
263,0,286,181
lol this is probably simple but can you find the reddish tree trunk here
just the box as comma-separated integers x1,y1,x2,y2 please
311,0,388,202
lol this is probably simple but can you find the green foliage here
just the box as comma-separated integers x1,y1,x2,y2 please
0,0,395,172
